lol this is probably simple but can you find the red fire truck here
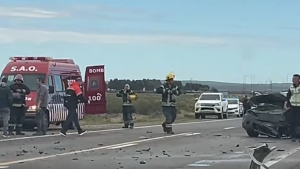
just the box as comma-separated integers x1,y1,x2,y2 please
1,57,107,129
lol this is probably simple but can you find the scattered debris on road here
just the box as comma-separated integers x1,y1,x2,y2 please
140,161,146,164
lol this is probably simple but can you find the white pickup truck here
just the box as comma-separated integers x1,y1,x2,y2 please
194,93,228,119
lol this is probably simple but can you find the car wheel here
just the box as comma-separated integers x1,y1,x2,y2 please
200,115,206,119
195,113,200,119
246,130,259,137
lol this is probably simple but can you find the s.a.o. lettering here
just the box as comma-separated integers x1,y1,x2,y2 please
10,66,37,72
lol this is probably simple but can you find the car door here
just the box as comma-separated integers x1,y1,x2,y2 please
84,65,106,114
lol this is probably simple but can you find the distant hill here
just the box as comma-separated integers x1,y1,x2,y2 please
181,80,290,92
105,80,290,92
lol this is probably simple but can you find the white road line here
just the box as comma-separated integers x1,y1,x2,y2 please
184,132,201,136
223,127,235,130
0,118,239,142
0,132,193,166
107,143,137,149
262,146,300,169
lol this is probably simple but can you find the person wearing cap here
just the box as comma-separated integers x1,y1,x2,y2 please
116,84,137,129
8,74,30,135
156,72,181,134
285,74,300,142
0,77,13,137
60,77,89,136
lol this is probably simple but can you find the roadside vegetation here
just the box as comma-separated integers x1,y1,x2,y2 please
81,93,198,126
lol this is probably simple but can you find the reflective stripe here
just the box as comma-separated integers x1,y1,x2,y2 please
122,103,132,106
162,102,176,106
12,104,23,107
16,124,22,127
290,85,300,106
165,124,172,127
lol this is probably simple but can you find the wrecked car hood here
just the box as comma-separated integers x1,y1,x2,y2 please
250,93,286,107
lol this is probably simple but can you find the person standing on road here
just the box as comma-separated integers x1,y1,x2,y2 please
8,74,30,135
242,95,251,115
0,77,13,137
284,74,300,142
60,77,88,136
116,84,137,129
156,72,181,134
33,77,49,136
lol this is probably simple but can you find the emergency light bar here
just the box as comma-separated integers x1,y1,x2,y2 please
9,57,53,61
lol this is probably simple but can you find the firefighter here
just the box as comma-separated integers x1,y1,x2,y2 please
156,72,181,134
60,78,88,136
116,84,137,129
8,74,30,135
284,74,300,142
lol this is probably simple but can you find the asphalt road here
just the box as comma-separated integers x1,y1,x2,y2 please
1,117,300,169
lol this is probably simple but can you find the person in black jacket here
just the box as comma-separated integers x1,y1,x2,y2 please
116,84,137,129
156,72,181,134
242,95,251,115
60,78,89,136
0,77,13,137
9,74,30,135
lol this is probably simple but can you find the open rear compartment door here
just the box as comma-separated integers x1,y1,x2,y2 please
84,65,106,114
61,72,85,120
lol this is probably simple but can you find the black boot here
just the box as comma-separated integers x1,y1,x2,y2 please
122,124,129,128
16,126,25,135
129,123,134,129
8,126,14,135
162,122,167,133
166,126,174,134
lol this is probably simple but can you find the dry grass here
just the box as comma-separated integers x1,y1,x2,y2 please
81,93,197,126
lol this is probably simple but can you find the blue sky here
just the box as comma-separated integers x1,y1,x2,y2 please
0,0,300,83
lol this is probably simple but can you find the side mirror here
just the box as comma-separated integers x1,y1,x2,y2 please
49,86,54,94
222,99,226,101
195,98,198,101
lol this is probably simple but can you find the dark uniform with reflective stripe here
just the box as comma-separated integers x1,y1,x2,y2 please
156,82,181,134
8,74,30,135
116,88,136,129
61,81,88,135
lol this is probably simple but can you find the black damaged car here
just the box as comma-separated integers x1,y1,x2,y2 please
242,93,300,138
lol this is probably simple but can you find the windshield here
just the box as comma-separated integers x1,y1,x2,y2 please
227,100,238,104
199,94,220,100
1,74,46,91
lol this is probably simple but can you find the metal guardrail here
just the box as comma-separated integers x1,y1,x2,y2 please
249,143,276,169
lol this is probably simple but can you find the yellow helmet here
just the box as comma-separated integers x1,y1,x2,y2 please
165,72,175,81
129,94,138,101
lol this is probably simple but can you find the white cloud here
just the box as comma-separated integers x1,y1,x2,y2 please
0,6,68,18
0,28,227,45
